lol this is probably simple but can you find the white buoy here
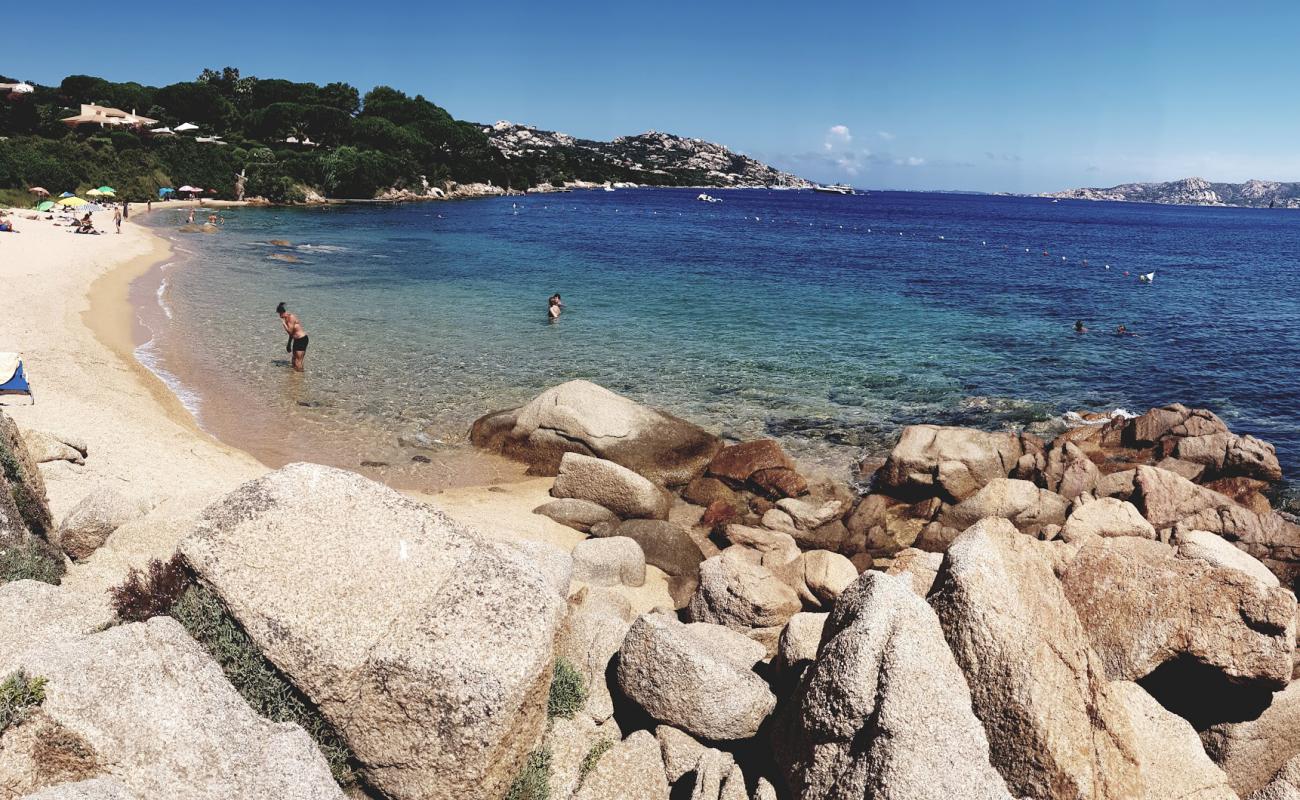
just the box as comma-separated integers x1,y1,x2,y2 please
939,235,945,240
982,240,986,246
1105,264,1111,270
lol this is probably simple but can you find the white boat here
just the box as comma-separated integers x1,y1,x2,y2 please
1138,272,1155,283
813,183,855,195
696,193,721,203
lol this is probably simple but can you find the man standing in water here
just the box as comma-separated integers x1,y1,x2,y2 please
277,302,309,371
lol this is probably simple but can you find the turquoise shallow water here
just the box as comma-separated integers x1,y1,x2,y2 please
139,189,1300,488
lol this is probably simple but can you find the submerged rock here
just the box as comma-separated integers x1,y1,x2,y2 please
181,463,566,800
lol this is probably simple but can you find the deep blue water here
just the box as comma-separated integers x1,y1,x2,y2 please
142,189,1300,484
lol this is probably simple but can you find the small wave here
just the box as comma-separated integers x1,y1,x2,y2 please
155,277,173,319
1062,408,1139,426
296,244,349,253
133,337,201,418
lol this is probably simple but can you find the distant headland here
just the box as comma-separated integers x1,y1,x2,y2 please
1044,176,1300,208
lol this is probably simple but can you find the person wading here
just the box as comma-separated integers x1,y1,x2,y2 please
277,302,310,371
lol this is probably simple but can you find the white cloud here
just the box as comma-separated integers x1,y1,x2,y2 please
877,130,895,140
893,156,926,167
824,124,852,151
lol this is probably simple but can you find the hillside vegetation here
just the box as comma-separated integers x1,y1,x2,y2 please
0,67,803,204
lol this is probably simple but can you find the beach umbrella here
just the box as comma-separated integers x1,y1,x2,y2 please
96,186,116,194
28,187,49,196
174,122,199,132
36,200,54,212
59,191,74,198
86,188,103,197
57,197,88,207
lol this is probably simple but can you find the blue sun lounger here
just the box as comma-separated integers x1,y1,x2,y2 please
0,353,34,404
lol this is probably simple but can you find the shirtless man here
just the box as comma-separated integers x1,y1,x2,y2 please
276,302,309,371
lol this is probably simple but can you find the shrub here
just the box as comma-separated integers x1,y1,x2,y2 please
0,539,64,585
547,659,586,720
168,584,358,786
504,747,552,800
578,738,613,783
109,554,189,622
0,670,48,734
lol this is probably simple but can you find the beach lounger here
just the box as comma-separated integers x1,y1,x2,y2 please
0,352,34,404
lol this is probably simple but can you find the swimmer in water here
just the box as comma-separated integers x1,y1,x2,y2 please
548,293,563,322
277,301,309,371
1074,320,1087,333
1115,324,1133,337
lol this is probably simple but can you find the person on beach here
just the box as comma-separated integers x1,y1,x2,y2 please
277,302,309,371
123,202,129,220
114,207,122,233
548,293,563,322
147,199,152,213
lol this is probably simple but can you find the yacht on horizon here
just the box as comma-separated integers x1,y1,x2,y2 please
813,183,856,195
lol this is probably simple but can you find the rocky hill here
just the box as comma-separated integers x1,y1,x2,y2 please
1046,176,1300,208
482,121,811,188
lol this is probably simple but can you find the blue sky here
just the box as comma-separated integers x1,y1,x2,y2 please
7,1,1300,192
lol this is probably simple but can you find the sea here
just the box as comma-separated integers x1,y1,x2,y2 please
135,189,1300,496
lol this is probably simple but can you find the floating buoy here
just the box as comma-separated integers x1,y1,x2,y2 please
982,240,987,246
939,235,945,240
1105,264,1110,270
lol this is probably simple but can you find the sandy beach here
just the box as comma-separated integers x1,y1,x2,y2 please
0,203,673,615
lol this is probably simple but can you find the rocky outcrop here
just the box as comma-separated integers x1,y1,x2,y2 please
706,439,807,500
180,464,567,800
1046,176,1300,209
470,380,721,485
19,428,87,466
775,571,1012,800
552,453,673,520
483,122,811,189
1108,680,1237,800
556,588,634,723
616,614,776,741
1060,536,1295,689
929,519,1146,799
0,616,341,800
1249,754,1300,800
1176,528,1281,587
883,547,943,596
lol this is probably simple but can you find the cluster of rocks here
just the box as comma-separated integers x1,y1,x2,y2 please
6,384,1300,799
1046,176,1300,208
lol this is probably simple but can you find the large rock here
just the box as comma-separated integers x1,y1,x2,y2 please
1176,528,1281,588
1108,680,1237,800
706,439,795,485
938,478,1069,536
469,380,721,486
0,411,53,542
929,518,1144,800
1129,465,1300,584
686,550,801,654
0,616,341,800
776,611,827,669
843,494,939,557
53,488,147,561
883,547,943,596
572,536,647,587
1203,682,1300,797
616,614,776,741
533,498,619,533
800,550,857,606
600,519,705,582
572,730,669,800
878,425,1022,502
19,428,85,465
552,453,672,520
775,571,1012,800
556,588,634,723
1249,754,1300,800
180,464,567,800
1059,536,1294,691
1060,497,1156,542
20,778,139,800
